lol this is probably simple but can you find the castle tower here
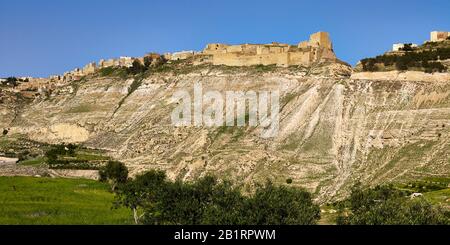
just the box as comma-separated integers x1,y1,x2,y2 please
309,32,333,50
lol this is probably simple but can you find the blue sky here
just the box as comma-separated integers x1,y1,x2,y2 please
1,0,449,77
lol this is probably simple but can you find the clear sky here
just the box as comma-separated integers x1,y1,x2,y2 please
1,0,449,77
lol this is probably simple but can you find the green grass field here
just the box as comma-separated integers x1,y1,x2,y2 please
0,176,133,224
19,157,46,166
423,188,450,208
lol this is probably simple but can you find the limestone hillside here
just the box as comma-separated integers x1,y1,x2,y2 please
1,62,450,202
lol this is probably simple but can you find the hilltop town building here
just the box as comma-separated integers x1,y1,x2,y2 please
430,31,450,42
390,31,449,52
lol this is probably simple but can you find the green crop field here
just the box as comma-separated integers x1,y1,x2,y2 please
0,176,133,224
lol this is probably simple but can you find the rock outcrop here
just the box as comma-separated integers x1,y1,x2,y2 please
1,61,449,202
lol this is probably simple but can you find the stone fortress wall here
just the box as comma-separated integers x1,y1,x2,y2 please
200,31,336,67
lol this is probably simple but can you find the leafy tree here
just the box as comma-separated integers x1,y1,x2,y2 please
2,129,8,136
201,180,248,225
66,143,77,155
129,60,146,74
336,184,449,225
45,143,77,165
5,77,18,86
153,177,208,224
114,170,166,224
246,182,320,225
400,43,414,51
115,170,321,225
99,161,129,191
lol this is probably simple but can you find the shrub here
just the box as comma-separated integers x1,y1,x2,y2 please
2,129,8,136
48,160,101,170
361,58,378,72
98,67,130,79
98,67,115,76
423,61,446,73
395,60,408,71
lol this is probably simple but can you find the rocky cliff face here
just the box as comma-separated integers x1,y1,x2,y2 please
1,62,449,202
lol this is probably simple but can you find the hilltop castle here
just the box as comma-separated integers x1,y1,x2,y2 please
163,32,337,67
30,31,337,84
197,31,337,67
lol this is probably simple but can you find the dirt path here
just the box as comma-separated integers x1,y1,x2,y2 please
0,157,19,164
